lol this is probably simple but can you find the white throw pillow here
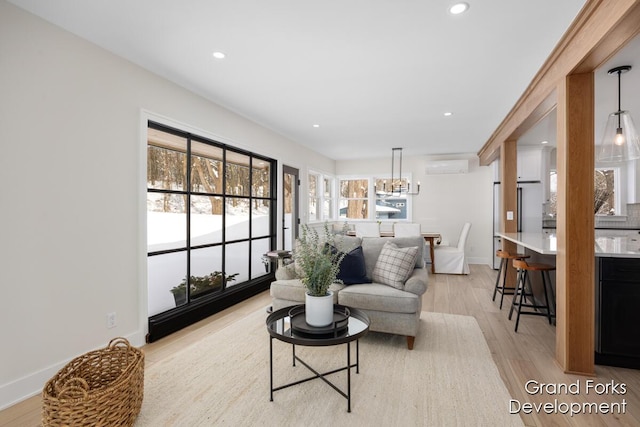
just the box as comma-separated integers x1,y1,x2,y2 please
372,241,419,289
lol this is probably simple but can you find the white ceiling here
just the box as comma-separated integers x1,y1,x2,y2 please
9,0,588,160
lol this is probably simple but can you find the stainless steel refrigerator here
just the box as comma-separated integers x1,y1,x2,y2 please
493,181,543,268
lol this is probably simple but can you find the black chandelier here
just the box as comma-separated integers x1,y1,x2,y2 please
376,148,420,197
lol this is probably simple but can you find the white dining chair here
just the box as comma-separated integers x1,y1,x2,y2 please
393,223,421,237
355,222,381,237
433,222,471,274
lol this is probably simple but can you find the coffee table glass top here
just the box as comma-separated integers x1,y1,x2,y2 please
266,304,370,346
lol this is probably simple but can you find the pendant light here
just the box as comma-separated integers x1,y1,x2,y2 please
376,148,420,197
597,65,640,162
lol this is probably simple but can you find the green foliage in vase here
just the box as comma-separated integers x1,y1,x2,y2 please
170,271,239,297
293,222,347,297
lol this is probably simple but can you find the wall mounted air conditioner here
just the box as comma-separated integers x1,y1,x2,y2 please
425,159,469,174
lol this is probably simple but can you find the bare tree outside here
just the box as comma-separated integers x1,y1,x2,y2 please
339,179,369,219
594,169,615,214
148,143,270,215
548,169,616,216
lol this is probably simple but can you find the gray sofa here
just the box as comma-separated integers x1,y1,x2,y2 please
270,235,428,349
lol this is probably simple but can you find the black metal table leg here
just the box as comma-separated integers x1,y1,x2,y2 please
269,336,273,402
347,341,351,412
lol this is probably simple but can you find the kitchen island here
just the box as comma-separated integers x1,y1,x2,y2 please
497,229,640,258
496,230,640,369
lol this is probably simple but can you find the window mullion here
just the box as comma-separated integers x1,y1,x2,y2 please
186,137,192,302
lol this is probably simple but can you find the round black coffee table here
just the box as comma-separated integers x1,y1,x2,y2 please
266,304,370,412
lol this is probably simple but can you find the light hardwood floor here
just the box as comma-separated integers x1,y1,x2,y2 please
2,264,639,426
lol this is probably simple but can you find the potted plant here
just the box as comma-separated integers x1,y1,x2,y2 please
293,223,346,326
170,271,239,306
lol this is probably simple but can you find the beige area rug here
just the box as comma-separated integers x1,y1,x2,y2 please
136,309,524,427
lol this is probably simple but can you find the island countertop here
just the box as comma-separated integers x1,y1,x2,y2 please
496,230,640,258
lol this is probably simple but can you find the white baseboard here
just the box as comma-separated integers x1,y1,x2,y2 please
425,257,492,268
468,257,491,267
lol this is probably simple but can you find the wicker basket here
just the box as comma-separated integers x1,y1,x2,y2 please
42,337,144,427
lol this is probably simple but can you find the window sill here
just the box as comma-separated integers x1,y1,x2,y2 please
595,215,627,222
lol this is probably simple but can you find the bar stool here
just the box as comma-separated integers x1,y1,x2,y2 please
492,250,530,309
508,259,556,332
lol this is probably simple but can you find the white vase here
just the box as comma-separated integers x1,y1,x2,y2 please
305,290,334,327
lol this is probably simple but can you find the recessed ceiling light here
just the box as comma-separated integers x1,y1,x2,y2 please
444,112,453,117
449,2,469,15
212,51,226,59
541,140,549,144
313,124,320,128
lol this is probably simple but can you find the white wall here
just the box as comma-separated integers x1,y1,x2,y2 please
336,153,494,266
0,1,334,408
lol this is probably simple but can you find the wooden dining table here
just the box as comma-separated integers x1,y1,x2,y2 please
346,230,442,274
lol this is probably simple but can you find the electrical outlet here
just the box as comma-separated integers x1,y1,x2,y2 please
106,312,116,329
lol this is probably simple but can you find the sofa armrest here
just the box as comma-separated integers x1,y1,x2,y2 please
404,267,428,296
275,263,299,280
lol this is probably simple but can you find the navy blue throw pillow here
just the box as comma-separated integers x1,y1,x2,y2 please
331,245,370,285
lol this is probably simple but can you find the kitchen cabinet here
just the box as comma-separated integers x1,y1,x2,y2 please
516,148,542,182
494,147,549,183
595,256,640,369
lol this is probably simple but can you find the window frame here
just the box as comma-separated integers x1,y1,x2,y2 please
549,166,624,218
308,170,335,222
337,176,370,221
336,174,412,221
594,166,622,217
373,174,412,221
146,120,277,316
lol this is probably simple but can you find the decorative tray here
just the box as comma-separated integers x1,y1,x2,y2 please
288,305,350,337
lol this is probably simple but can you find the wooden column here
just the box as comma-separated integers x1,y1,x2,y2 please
500,141,518,282
555,72,595,375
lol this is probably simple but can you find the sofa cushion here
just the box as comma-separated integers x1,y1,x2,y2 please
330,245,371,285
372,241,419,289
270,279,344,303
337,283,420,313
361,236,424,280
332,235,362,253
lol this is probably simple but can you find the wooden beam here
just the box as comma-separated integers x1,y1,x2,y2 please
481,93,557,165
555,72,595,375
499,141,517,235
499,141,518,282
478,0,640,166
575,0,640,73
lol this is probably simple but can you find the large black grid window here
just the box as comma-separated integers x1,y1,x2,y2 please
146,122,276,318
